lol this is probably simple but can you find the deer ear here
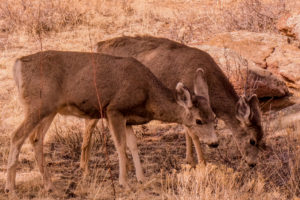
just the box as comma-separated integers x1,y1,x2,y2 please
176,82,193,109
194,68,209,99
236,95,251,124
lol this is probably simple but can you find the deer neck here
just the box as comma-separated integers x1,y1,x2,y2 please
148,88,183,124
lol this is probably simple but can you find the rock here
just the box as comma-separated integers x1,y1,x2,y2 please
277,11,300,41
268,102,300,132
266,44,300,87
246,66,288,98
203,31,300,91
203,31,288,68
191,44,289,98
260,96,300,113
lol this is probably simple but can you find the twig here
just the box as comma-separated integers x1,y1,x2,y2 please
88,27,116,199
37,0,44,120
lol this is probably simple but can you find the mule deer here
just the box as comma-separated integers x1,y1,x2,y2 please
94,36,264,167
5,50,217,196
80,65,218,174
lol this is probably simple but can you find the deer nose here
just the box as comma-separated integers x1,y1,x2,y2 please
208,142,219,148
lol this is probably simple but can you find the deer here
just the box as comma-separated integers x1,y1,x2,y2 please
5,50,217,197
91,36,264,168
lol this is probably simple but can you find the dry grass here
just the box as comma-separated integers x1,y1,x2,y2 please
221,0,287,33
0,0,288,44
1,118,299,199
0,0,299,199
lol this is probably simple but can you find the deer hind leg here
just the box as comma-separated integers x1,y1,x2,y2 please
29,113,55,192
106,110,128,187
126,126,145,183
5,111,48,196
80,118,98,176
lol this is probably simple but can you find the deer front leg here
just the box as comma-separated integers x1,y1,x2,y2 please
80,119,98,176
192,136,206,166
29,114,55,193
126,126,145,183
187,130,206,166
185,132,196,166
185,128,206,165
106,110,129,188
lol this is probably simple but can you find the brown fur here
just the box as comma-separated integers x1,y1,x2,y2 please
6,50,216,196
95,36,264,166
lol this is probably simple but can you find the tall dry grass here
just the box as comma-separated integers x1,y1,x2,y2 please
162,127,300,200
0,0,288,44
0,0,89,34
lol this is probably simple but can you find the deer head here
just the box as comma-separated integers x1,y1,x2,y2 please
235,94,263,167
175,68,219,147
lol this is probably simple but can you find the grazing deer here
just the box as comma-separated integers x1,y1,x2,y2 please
5,50,217,196
93,36,264,167
80,66,219,175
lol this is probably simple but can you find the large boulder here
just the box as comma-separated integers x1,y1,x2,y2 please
266,44,300,88
203,31,300,91
203,31,288,68
277,11,300,42
191,44,289,99
269,103,300,132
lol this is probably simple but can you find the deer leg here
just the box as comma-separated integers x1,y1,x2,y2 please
126,126,145,183
80,119,98,176
106,110,128,187
192,136,206,166
185,132,195,166
188,132,206,166
185,127,206,165
29,114,55,192
5,112,45,196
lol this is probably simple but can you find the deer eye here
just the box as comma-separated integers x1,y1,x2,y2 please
250,139,256,146
196,119,203,125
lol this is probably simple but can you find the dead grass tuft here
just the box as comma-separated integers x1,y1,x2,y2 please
50,123,83,161
0,0,88,35
221,0,287,33
163,164,284,200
